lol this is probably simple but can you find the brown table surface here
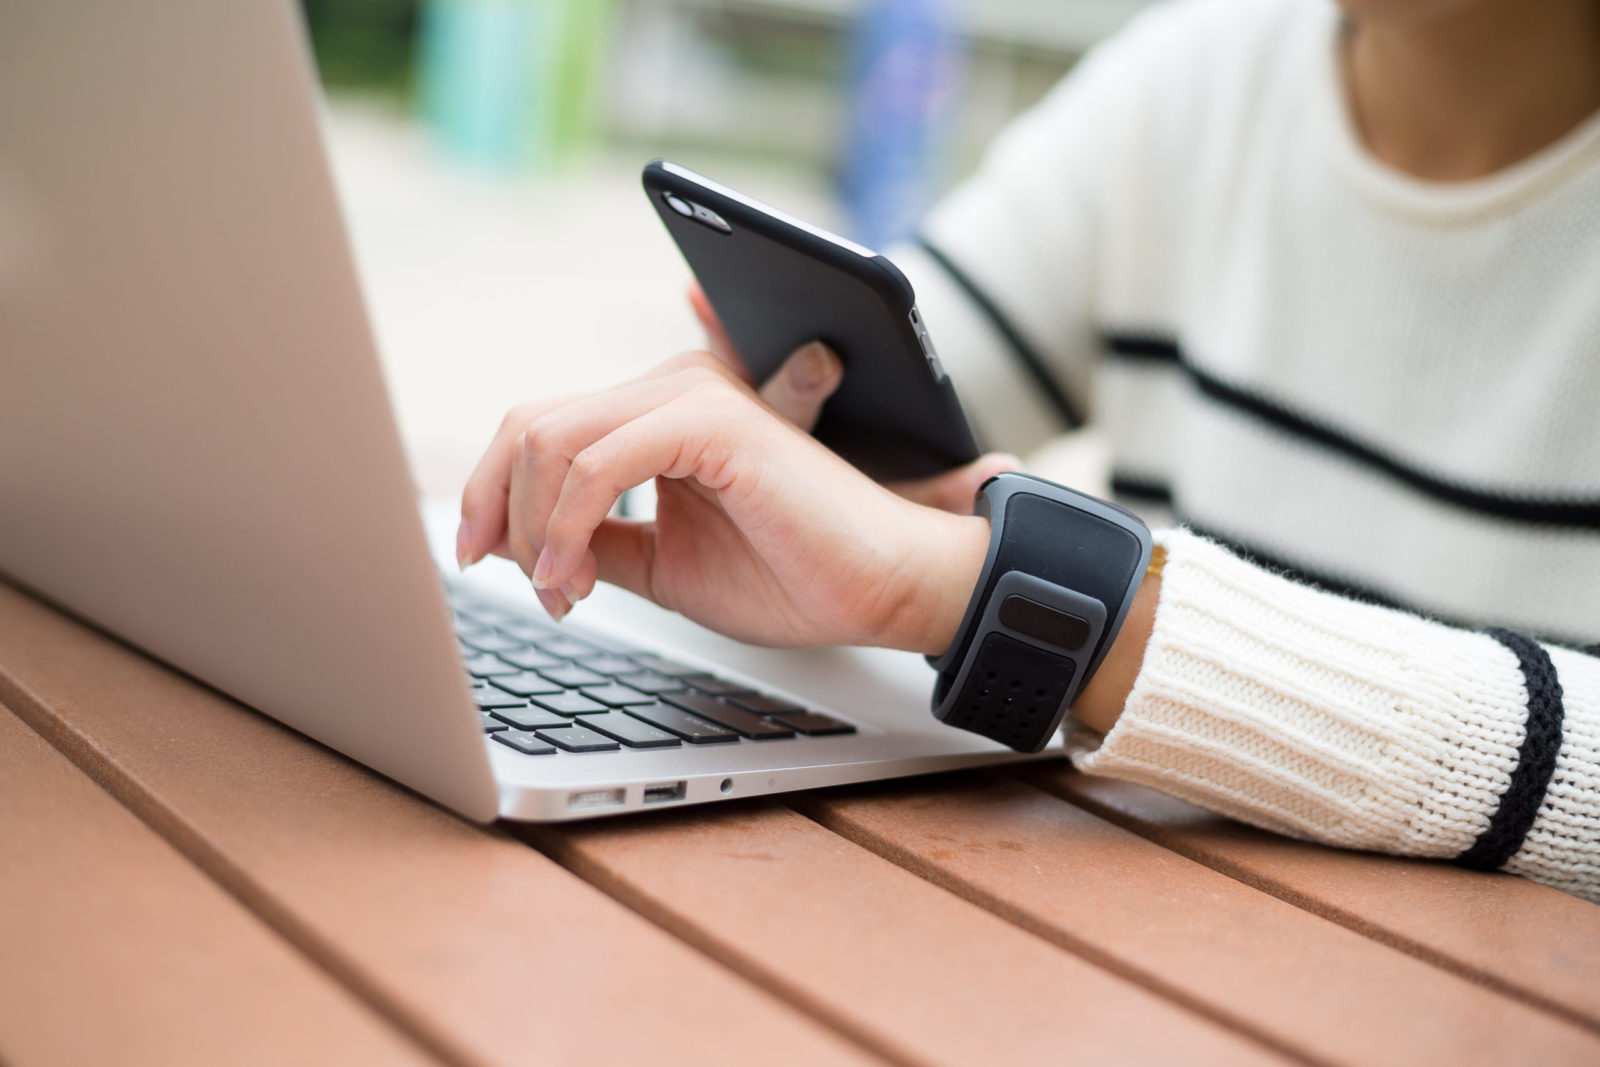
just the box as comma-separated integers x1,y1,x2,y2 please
2,578,1597,1067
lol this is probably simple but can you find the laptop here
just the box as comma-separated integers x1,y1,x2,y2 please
0,0,1061,822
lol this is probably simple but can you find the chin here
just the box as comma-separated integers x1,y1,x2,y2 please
1334,0,1487,25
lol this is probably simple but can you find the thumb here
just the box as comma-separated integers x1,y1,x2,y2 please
759,341,843,431
890,452,1022,514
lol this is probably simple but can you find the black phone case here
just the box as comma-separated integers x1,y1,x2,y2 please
643,159,980,482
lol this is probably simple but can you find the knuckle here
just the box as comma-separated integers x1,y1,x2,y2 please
499,403,534,434
680,353,737,387
691,376,741,407
520,415,558,456
681,347,722,371
567,447,607,486
663,348,716,375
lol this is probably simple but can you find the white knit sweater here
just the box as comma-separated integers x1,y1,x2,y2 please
891,0,1600,900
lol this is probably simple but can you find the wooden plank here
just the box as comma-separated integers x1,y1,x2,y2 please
0,583,876,1067
1028,765,1600,1033
797,773,1600,1067
0,703,435,1067
529,802,1291,1067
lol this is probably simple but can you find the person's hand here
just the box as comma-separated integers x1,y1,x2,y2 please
688,281,1019,513
457,349,992,653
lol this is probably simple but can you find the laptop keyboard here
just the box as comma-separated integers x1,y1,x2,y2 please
447,587,856,757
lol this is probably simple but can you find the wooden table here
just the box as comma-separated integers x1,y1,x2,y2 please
2,577,1597,1067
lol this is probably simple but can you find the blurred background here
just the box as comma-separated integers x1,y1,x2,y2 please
305,0,1153,494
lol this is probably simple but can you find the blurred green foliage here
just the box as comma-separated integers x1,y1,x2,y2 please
302,0,420,93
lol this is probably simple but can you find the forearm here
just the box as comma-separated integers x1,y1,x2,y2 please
1065,529,1600,904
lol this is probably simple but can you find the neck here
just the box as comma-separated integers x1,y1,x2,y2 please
1343,0,1600,181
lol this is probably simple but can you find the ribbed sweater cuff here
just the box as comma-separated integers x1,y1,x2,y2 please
1068,529,1530,857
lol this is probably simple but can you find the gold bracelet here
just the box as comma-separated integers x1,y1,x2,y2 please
1145,544,1167,579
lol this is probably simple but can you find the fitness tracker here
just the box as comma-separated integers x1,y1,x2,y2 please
929,473,1152,752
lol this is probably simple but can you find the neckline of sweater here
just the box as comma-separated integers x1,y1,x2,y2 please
1305,1,1600,223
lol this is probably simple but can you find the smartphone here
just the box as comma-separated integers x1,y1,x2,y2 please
643,159,980,483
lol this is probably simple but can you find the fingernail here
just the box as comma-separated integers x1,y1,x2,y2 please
559,580,581,604
536,587,570,623
531,547,553,588
788,342,832,392
454,519,472,571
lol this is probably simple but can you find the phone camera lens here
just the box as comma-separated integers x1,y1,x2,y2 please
693,204,732,233
664,193,693,217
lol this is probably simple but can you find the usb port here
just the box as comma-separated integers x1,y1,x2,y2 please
566,788,624,811
642,781,687,805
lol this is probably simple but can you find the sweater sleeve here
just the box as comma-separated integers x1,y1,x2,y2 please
1068,528,1600,903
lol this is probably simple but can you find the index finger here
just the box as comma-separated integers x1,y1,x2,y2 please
460,351,747,568
458,396,569,568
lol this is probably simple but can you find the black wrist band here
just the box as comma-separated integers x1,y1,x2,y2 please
928,473,1152,752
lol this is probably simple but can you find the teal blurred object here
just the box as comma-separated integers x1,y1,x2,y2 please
418,0,612,170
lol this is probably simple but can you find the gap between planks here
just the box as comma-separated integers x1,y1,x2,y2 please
518,818,928,1067
1015,764,1600,1039
779,777,1328,1067
0,660,895,1067
0,666,510,1067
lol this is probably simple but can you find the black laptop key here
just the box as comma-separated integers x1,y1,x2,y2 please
574,653,640,676
727,693,806,715
540,636,600,659
492,729,557,755
682,673,756,697
530,691,608,716
577,713,681,749
626,703,740,744
661,691,795,739
768,711,856,736
490,671,565,697
460,632,523,654
579,683,654,707
450,604,498,625
462,653,518,677
490,706,571,731
613,670,687,695
498,620,556,644
473,687,530,710
540,664,607,688
497,647,565,672
479,711,509,732
535,725,620,753
467,607,525,628
627,653,701,678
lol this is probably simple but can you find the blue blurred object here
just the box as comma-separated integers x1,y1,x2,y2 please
840,0,965,250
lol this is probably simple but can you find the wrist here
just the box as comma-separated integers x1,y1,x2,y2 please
882,508,991,656
1070,571,1160,735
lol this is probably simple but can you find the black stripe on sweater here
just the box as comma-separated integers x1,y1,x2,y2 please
1457,630,1566,870
1101,332,1600,531
1108,472,1597,649
1111,472,1427,612
913,235,1085,429
1110,473,1176,508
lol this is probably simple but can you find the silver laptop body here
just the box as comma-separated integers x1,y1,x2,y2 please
0,0,1060,822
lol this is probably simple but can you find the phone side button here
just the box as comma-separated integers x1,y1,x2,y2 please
918,331,947,381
